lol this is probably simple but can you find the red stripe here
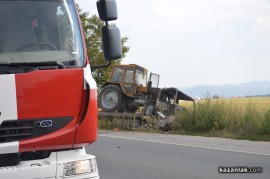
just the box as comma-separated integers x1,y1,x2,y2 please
16,69,84,152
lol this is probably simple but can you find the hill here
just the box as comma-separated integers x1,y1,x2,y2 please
180,81,270,98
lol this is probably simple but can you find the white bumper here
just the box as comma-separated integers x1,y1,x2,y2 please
0,148,99,179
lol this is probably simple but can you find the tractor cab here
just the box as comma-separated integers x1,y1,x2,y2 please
108,64,159,97
98,64,160,112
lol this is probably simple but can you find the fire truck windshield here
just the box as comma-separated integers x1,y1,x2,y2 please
0,0,84,68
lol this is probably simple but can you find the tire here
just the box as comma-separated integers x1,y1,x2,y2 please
98,85,124,112
162,123,171,132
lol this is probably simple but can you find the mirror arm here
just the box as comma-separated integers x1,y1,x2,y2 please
91,60,112,72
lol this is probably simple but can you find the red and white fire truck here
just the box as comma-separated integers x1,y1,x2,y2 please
0,0,121,178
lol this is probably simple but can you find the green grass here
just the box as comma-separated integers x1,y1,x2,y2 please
173,97,270,141
98,97,270,141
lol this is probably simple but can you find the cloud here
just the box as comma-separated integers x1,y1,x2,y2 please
76,0,270,87
256,17,265,25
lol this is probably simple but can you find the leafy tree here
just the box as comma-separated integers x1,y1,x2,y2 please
77,6,129,87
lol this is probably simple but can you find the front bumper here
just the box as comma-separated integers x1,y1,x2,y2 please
0,148,99,179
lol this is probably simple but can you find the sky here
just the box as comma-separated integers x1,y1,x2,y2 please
76,0,270,88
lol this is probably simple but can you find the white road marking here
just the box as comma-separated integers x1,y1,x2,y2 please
99,134,270,157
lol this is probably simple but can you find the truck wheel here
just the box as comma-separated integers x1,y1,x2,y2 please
98,85,124,112
163,123,171,132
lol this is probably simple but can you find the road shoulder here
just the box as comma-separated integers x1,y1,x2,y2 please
98,130,270,156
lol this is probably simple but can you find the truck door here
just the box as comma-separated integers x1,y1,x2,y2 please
149,73,160,88
135,68,148,93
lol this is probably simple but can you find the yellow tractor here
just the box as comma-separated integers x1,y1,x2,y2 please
98,64,160,112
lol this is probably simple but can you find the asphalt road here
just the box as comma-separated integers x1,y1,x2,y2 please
86,131,270,179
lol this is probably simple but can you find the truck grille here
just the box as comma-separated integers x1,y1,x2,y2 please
0,117,72,143
0,121,34,143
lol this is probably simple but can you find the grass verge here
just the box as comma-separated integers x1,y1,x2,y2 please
172,98,270,141
98,98,270,141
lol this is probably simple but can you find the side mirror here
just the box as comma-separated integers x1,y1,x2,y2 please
96,0,122,63
97,0,118,21
102,26,122,60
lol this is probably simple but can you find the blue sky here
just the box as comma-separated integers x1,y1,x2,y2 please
76,0,270,88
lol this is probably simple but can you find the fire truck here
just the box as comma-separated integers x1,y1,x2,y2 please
0,0,121,178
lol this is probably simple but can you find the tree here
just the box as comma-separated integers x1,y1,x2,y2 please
77,6,129,87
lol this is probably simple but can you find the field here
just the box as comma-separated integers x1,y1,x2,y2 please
180,97,270,111
174,97,270,141
224,97,270,110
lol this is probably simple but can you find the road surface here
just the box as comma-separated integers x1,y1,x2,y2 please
86,131,270,179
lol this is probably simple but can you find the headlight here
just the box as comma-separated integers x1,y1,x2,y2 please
64,159,98,177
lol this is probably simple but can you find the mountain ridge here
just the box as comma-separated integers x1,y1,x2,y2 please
180,81,270,98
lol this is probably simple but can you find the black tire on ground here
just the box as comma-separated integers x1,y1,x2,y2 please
162,123,171,132
98,85,125,112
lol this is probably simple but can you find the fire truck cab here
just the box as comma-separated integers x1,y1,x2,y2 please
0,0,121,178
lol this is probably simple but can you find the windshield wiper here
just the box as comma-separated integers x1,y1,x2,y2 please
0,61,65,69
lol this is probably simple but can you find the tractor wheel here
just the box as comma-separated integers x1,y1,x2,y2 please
98,85,124,112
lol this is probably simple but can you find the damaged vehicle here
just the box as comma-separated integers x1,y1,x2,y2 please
97,64,194,132
144,87,195,131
